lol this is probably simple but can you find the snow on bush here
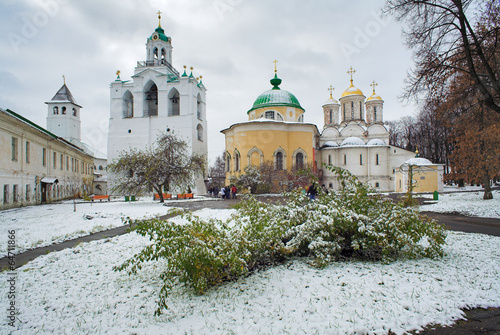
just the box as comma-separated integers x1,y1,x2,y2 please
115,166,446,315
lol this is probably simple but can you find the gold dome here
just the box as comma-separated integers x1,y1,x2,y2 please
366,94,382,101
341,80,364,98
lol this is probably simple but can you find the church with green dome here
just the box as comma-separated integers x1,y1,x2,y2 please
221,65,440,192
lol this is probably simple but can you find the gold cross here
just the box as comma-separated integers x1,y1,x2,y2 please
328,85,334,98
157,10,162,27
62,74,65,84
370,80,378,94
116,70,120,77
273,59,278,73
347,66,356,84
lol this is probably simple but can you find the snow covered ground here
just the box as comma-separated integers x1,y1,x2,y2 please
1,208,498,334
420,190,500,218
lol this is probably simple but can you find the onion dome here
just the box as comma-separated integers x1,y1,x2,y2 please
323,85,339,106
248,73,303,113
366,138,386,146
341,67,364,98
366,80,383,101
340,137,366,147
149,11,169,42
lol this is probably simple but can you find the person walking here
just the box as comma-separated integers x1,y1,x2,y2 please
231,185,237,199
307,183,317,200
220,187,225,199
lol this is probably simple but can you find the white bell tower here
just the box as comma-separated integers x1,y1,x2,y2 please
46,77,82,142
146,11,173,66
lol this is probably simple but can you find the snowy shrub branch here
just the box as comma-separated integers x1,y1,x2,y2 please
114,165,446,315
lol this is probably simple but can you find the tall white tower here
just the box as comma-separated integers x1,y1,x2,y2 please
107,12,208,194
46,79,82,142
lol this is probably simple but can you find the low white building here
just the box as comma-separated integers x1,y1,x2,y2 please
0,108,94,210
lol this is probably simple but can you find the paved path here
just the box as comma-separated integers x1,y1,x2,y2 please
1,196,499,334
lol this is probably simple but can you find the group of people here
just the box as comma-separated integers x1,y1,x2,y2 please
208,185,237,199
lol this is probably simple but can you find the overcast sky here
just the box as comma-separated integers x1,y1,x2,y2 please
1,0,418,165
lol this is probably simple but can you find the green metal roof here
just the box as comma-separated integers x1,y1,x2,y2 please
247,74,303,113
149,26,169,42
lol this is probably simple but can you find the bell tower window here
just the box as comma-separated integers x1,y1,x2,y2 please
168,88,180,116
53,106,59,115
62,107,66,115
374,106,377,122
144,81,158,117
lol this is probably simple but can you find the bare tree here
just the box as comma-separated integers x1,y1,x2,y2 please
384,0,500,113
108,133,205,202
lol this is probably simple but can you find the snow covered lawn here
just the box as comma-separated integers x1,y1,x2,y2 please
0,198,179,255
421,190,500,218
1,209,499,335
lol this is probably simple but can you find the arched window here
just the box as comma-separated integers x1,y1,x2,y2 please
225,153,231,172
276,113,284,121
296,152,304,169
72,108,77,117
328,155,332,165
376,154,379,165
153,47,158,59
197,94,202,120
99,165,103,171
329,183,333,188
375,182,380,188
197,124,203,141
343,154,347,165
265,111,275,120
62,106,66,115
374,106,377,122
53,106,59,115
360,154,363,165
144,81,158,117
329,110,333,124
122,91,134,118
161,48,166,63
276,152,283,170
168,88,180,116
234,150,240,171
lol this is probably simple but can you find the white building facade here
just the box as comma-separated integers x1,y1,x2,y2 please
319,72,416,191
107,18,208,194
0,107,94,210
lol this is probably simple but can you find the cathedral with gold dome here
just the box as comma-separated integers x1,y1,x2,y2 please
221,66,425,192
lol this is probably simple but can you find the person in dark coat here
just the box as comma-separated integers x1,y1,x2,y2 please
307,183,317,200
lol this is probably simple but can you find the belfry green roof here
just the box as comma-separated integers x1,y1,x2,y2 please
247,74,303,113
149,26,169,42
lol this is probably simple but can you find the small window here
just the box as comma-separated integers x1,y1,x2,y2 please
26,141,30,163
26,185,31,201
60,154,63,170
376,154,379,165
328,155,332,165
197,101,202,120
11,137,18,161
276,152,283,170
53,152,57,169
72,108,77,116
13,185,18,203
62,106,66,114
265,111,275,120
197,124,203,141
42,148,46,166
329,183,333,188
53,106,59,115
66,156,69,171
375,182,380,188
360,154,363,165
298,115,304,122
343,154,347,165
3,185,9,204
296,152,304,169
420,176,426,180
99,165,103,171
235,152,240,171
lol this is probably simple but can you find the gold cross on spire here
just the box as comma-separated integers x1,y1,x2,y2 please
157,10,162,27
273,59,278,73
370,80,378,94
328,85,335,99
116,70,120,77
347,66,356,84
62,74,65,84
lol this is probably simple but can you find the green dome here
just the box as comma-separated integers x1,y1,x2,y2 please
149,26,169,42
247,75,303,113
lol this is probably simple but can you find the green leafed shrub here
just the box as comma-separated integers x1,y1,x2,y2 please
115,166,446,315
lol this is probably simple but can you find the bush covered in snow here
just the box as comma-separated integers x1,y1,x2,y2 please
115,166,446,315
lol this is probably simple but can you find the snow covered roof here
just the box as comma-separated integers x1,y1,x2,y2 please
340,136,365,147
323,141,339,147
366,138,386,146
404,157,433,166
